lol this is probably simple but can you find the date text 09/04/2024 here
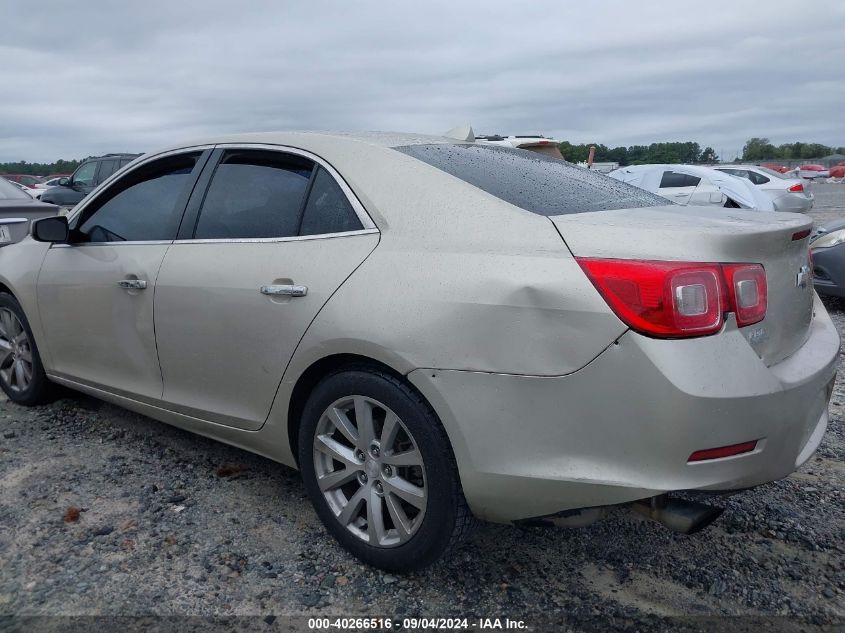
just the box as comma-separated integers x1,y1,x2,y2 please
307,617,528,630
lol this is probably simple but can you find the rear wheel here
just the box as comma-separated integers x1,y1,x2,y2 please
0,293,54,406
298,367,473,571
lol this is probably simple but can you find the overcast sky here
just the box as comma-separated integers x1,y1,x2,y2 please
3,0,844,162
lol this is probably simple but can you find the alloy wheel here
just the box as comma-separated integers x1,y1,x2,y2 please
0,308,33,393
313,395,427,547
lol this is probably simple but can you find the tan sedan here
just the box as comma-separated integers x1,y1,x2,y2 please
0,132,837,570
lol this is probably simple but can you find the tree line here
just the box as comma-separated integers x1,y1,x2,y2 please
0,158,84,176
558,139,844,166
740,138,844,162
558,141,718,166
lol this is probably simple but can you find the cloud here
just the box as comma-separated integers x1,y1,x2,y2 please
3,0,844,161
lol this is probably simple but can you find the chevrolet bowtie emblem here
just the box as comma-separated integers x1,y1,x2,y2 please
796,264,810,289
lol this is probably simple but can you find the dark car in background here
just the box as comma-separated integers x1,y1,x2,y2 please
39,153,138,208
811,218,845,298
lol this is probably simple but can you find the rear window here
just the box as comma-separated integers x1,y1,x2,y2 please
659,171,701,188
394,144,668,216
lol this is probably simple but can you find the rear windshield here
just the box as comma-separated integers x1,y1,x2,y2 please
394,143,669,215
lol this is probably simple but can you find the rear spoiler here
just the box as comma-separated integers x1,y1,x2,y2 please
0,218,30,247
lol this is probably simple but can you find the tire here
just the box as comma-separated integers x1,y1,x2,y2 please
298,366,473,571
0,293,54,406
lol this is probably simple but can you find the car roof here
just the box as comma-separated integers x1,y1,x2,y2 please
149,131,463,157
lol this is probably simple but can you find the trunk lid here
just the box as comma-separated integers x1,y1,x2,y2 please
550,205,814,366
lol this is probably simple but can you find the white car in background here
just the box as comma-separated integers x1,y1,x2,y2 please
475,134,565,159
28,178,65,200
713,165,813,213
608,164,775,211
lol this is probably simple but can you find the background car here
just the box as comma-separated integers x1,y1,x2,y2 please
0,177,59,224
799,164,830,179
0,174,44,188
811,218,845,297
608,164,775,210
713,164,813,212
761,163,790,174
475,134,565,159
39,153,138,208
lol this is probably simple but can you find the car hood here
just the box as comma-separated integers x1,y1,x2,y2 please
812,217,845,241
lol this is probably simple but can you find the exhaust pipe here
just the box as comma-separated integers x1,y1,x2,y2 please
630,494,724,535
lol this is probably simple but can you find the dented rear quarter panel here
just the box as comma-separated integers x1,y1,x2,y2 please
283,142,628,379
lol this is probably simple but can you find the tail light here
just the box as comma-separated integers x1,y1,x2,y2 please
576,258,767,338
788,183,804,193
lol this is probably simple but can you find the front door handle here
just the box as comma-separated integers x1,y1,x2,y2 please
260,284,307,297
117,279,147,290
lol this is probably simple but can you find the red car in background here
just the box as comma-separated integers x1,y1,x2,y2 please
1,174,44,188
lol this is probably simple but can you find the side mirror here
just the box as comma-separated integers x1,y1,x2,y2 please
58,177,70,187
32,216,69,243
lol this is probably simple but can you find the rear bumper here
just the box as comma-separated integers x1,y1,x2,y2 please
409,295,839,523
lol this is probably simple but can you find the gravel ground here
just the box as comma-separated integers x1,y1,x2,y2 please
1,186,844,631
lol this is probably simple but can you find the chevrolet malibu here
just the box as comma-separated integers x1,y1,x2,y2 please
0,132,838,571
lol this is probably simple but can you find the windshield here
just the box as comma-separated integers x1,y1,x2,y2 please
0,177,32,200
394,143,670,216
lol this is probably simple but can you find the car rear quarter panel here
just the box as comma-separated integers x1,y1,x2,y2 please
269,143,627,465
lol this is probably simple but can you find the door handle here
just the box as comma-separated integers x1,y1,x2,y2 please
117,279,147,290
260,284,307,297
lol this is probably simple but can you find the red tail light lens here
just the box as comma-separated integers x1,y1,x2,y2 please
788,183,804,193
722,264,767,327
576,258,766,338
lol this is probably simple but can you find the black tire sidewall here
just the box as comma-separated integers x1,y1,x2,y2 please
299,369,459,572
0,293,50,406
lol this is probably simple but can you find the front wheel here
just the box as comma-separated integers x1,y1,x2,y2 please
0,293,54,406
298,367,473,571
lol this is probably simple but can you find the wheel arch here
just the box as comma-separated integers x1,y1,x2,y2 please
286,353,420,467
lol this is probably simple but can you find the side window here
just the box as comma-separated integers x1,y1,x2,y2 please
193,150,314,240
95,160,117,185
749,171,769,185
660,171,700,188
72,161,97,187
74,152,200,243
299,167,363,236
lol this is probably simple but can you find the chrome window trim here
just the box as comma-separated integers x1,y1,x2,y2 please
208,142,377,232
52,240,174,248
49,229,380,248
64,142,379,244
173,227,379,245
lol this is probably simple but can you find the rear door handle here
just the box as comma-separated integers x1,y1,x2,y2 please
117,279,147,290
260,284,308,297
